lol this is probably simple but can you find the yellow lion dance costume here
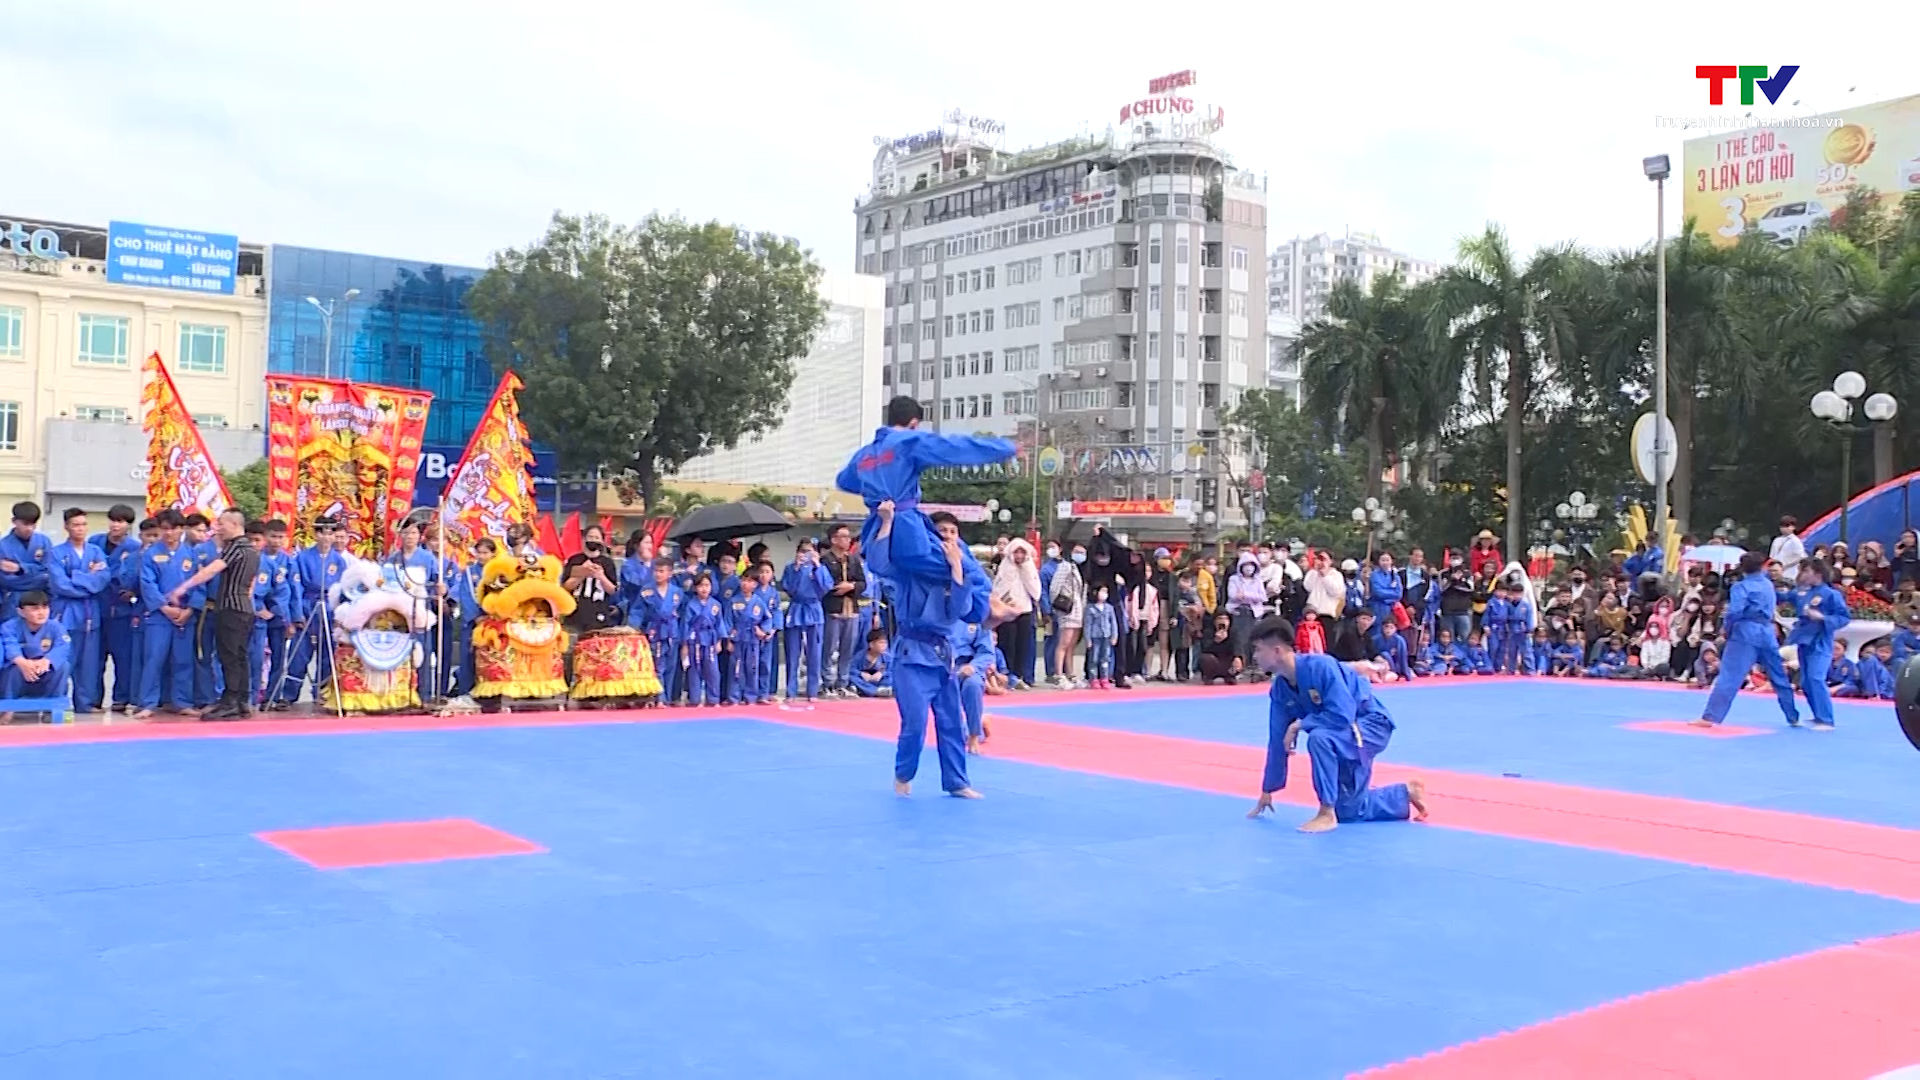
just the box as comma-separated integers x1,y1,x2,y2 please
470,553,575,700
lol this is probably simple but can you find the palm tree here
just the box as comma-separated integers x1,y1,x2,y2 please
1427,226,1589,555
1583,225,1791,533
648,486,712,519
1298,272,1432,498
741,486,788,511
1781,236,1920,474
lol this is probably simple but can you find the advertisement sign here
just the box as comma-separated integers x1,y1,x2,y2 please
264,377,434,555
105,221,239,294
1681,93,1920,246
1058,499,1178,518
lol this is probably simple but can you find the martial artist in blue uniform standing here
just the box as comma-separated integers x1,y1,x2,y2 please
0,501,54,625
257,520,296,705
1482,587,1511,675
630,557,685,705
1784,559,1850,729
679,575,725,707
0,591,72,709
836,396,1014,597
724,573,772,705
1245,616,1427,833
277,518,351,708
182,513,224,708
1503,583,1535,674
781,540,833,706
48,508,110,714
1697,552,1799,728
135,511,202,718
94,507,146,712
866,502,983,799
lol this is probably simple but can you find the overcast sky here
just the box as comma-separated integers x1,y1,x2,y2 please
6,1,1910,272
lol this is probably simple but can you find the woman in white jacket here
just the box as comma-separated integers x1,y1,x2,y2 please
992,538,1043,688
1048,546,1087,686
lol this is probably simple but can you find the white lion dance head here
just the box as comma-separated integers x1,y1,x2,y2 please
328,556,437,672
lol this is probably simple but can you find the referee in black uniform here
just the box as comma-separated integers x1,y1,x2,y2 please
169,508,261,720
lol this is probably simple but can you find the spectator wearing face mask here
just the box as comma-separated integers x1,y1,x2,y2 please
1303,553,1344,618
1437,558,1476,644
1039,542,1063,682
1047,543,1086,687
1226,551,1268,661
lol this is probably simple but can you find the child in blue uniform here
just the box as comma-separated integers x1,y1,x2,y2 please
1482,588,1510,675
1526,628,1553,676
1245,616,1427,833
182,513,224,709
1462,629,1494,675
243,522,292,708
853,628,891,698
1840,641,1897,700
836,397,1013,602
1415,628,1461,676
724,573,772,705
1372,619,1412,681
680,575,725,707
1503,583,1534,674
1586,635,1629,678
276,517,350,708
1551,632,1584,677
1892,614,1920,665
632,557,685,706
1,591,73,714
1825,641,1857,693
1697,553,1800,728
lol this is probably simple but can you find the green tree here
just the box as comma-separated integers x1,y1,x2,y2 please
741,486,788,512
1428,226,1590,555
1298,272,1440,497
222,458,270,520
1223,388,1365,537
467,213,827,512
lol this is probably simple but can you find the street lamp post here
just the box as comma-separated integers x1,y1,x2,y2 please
1643,154,1672,538
1349,497,1402,559
1554,490,1602,559
305,288,360,379
1810,371,1898,545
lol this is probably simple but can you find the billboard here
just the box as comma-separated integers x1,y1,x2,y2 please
106,221,239,294
1682,93,1920,246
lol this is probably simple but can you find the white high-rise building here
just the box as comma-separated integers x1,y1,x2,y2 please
1266,229,1441,328
854,81,1266,519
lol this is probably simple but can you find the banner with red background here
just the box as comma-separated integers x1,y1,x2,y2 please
265,377,432,556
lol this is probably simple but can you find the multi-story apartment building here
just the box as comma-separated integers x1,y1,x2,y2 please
854,81,1266,524
1267,229,1441,328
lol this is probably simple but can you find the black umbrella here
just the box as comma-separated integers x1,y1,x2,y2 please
666,500,793,544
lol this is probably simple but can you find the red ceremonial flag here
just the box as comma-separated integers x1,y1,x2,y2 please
599,515,615,542
643,517,672,553
535,514,564,559
559,512,583,559
139,352,233,517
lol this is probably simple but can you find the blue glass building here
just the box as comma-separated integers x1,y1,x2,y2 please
265,244,592,511
265,245,493,446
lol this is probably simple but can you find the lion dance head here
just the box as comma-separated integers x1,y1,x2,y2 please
470,552,575,699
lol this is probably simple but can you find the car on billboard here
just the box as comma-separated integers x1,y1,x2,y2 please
1756,200,1830,245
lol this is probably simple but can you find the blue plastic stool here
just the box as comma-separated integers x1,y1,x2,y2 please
0,697,71,724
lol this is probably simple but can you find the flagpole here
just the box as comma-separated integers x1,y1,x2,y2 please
433,495,449,706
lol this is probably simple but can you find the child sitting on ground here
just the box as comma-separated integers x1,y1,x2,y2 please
1838,640,1897,700
1462,629,1495,675
1586,634,1630,678
853,628,892,698
1551,630,1585,677
1526,627,1553,676
1415,627,1461,676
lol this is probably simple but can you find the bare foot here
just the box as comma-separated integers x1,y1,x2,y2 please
981,715,993,739
965,735,982,754
130,709,156,721
1406,779,1429,821
893,779,911,797
1298,807,1339,833
1688,718,1716,728
949,787,983,799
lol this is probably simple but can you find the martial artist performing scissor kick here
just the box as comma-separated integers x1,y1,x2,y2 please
1244,616,1428,833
